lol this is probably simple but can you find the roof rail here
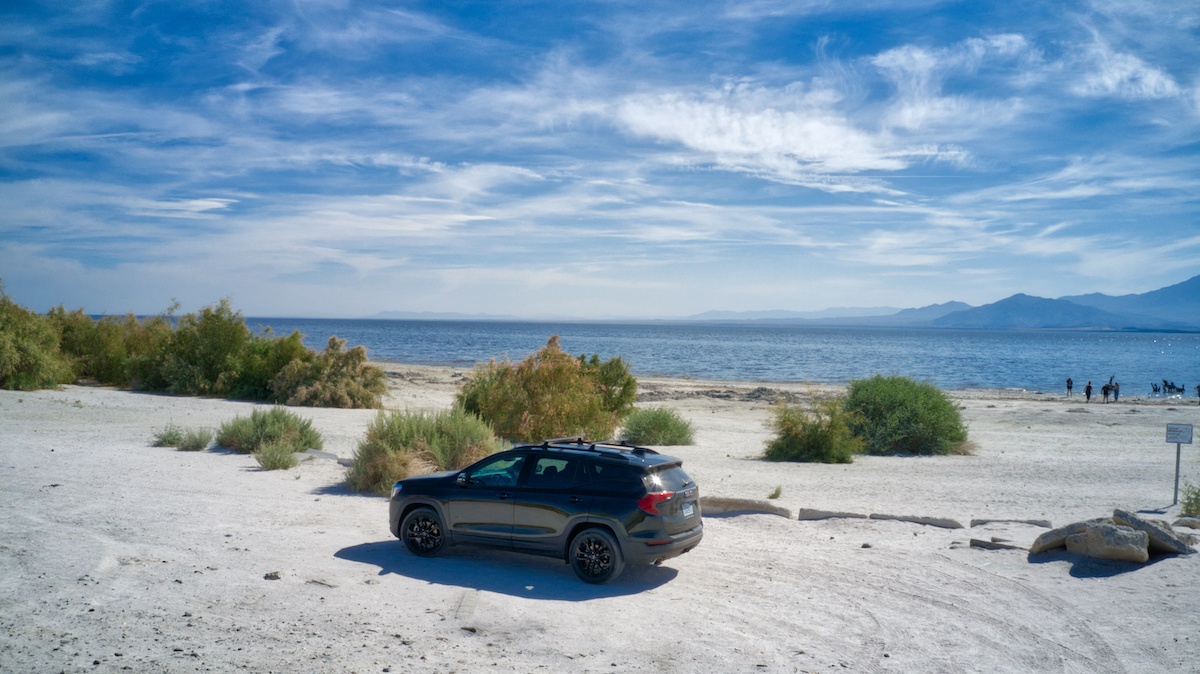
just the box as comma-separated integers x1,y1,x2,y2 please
536,437,659,455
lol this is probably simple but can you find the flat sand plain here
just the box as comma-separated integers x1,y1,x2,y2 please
2,365,1199,673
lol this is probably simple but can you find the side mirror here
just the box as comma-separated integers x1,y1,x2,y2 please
457,472,469,487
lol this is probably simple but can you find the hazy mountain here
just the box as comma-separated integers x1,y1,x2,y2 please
931,294,1177,329
1060,274,1200,323
686,306,901,321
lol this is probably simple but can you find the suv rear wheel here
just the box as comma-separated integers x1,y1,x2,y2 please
569,528,624,584
401,507,446,557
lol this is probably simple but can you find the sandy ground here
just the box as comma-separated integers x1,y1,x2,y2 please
2,365,1199,673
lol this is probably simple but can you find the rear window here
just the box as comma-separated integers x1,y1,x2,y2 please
643,466,694,492
582,461,643,494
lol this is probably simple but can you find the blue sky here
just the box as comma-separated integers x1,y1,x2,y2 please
2,1,1198,319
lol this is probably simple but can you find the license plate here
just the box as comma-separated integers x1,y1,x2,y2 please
681,502,694,517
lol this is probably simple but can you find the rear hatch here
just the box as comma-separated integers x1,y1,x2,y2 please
639,464,701,534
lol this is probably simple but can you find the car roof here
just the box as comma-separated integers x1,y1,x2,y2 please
513,437,680,468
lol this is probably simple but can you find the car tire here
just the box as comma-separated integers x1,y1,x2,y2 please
401,507,446,557
569,528,624,584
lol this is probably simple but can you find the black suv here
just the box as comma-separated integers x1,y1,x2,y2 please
388,438,703,583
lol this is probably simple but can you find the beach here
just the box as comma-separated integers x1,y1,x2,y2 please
2,365,1198,673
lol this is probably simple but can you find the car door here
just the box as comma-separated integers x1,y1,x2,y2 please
511,453,593,555
442,452,528,548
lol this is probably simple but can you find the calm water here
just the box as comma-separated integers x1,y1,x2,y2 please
246,318,1200,394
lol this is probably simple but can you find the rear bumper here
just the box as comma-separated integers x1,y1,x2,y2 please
623,523,703,566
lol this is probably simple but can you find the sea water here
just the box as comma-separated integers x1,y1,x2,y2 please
246,318,1200,394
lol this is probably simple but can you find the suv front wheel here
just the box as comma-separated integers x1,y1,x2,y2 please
569,528,624,584
401,507,446,557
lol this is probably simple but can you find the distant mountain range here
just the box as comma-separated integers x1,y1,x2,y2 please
681,275,1200,331
368,275,1200,331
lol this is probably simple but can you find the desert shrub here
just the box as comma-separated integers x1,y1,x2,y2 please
216,406,323,453
0,287,74,390
768,485,782,499
123,309,180,391
156,298,252,396
224,329,312,401
254,439,300,470
764,399,863,463
456,336,636,441
579,353,638,420
345,407,499,495
844,375,968,455
271,336,386,409
151,424,212,451
621,407,695,445
1182,482,1200,517
153,424,186,447
178,428,214,451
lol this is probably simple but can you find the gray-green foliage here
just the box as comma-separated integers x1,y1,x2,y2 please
254,439,300,471
621,407,695,445
216,407,323,453
1182,482,1200,517
764,399,863,464
346,407,499,495
0,285,74,390
152,424,214,451
844,375,968,455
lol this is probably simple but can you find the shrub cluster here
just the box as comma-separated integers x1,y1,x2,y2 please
216,406,323,455
621,407,695,446
0,285,385,409
346,407,499,494
844,375,969,455
152,424,213,451
764,399,863,464
0,287,74,390
764,375,969,463
456,336,637,442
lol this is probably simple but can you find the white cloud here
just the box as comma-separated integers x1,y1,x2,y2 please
1071,37,1181,100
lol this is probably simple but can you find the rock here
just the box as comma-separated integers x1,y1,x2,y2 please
868,513,964,529
1029,518,1111,554
263,571,281,581
700,497,791,519
795,508,867,521
970,518,1052,528
1113,509,1197,555
969,539,1025,551
1172,517,1200,530
1064,524,1148,563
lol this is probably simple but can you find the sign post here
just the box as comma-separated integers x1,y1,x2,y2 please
1167,423,1193,506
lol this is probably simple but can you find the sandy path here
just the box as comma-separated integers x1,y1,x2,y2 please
1,367,1198,673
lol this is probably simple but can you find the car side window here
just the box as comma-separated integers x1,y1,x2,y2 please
464,453,526,487
582,461,641,495
525,456,579,489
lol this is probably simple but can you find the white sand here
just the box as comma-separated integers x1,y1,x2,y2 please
2,365,1198,673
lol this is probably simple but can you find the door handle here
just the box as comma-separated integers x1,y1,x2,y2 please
498,492,510,499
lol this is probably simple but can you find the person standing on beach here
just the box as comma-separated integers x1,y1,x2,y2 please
1085,381,1092,402
1066,378,1073,396
1113,381,1119,402
1101,383,1110,403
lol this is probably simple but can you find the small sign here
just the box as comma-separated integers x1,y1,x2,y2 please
1167,423,1193,444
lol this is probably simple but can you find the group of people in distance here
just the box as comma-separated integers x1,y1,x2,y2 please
1065,376,1120,403
1066,377,1200,403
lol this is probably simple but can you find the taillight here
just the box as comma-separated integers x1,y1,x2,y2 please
637,491,674,515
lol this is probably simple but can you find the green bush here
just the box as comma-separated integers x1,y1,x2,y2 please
768,485,782,499
621,407,694,445
178,428,214,451
254,439,300,470
456,336,636,442
271,336,386,409
346,407,499,495
0,287,74,390
1182,482,1200,517
152,424,186,447
844,375,969,455
764,399,863,463
216,406,323,453
152,424,213,451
